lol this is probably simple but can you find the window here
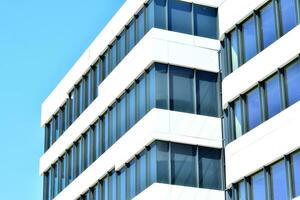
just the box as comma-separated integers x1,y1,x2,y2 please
246,87,262,130
118,169,126,200
128,160,136,199
54,164,59,197
238,181,246,200
92,183,101,200
118,94,127,137
271,160,288,200
285,61,300,106
234,99,243,138
102,176,109,200
110,42,117,71
137,75,146,120
79,80,86,114
110,172,117,200
230,30,239,71
117,30,126,63
242,16,257,63
70,89,76,123
54,115,59,141
128,86,136,129
103,113,109,151
137,8,145,42
170,66,195,113
68,148,74,183
265,74,281,118
260,2,277,49
149,144,157,185
87,69,94,105
94,120,102,159
292,151,300,197
168,0,192,34
279,0,297,34
198,147,222,190
196,71,218,117
61,155,67,190
156,141,169,184
155,63,168,109
171,143,197,187
138,151,147,193
251,171,266,200
127,21,136,51
154,0,166,29
110,105,117,144
146,0,155,32
47,171,52,200
103,51,110,78
147,67,156,111
194,5,217,39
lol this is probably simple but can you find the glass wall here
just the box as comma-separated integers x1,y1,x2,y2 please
270,160,288,200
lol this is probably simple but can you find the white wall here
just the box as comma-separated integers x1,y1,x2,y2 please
225,101,300,187
181,0,224,7
133,183,225,200
222,24,300,108
52,108,222,200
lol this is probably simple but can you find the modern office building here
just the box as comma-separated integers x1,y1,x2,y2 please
39,0,300,200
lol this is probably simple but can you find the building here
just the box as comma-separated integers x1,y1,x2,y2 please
39,0,300,200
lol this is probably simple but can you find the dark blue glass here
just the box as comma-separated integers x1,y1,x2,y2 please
280,0,297,34
194,5,217,39
118,30,126,63
271,160,288,200
168,0,192,34
242,17,257,62
48,170,52,200
170,66,195,114
55,115,59,141
138,75,146,120
156,141,169,184
260,2,277,49
87,69,94,104
154,0,166,29
155,63,168,109
246,87,262,130
171,143,197,187
128,86,136,129
292,151,300,197
138,151,147,193
118,169,126,200
285,61,300,106
196,71,218,117
118,94,127,137
265,74,281,118
251,171,266,200
127,21,136,51
79,80,86,113
54,164,59,197
61,154,67,190
68,148,74,183
70,89,76,123
137,8,145,42
238,181,246,200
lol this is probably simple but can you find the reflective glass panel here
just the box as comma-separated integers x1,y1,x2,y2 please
242,17,257,62
285,61,300,106
138,151,147,193
128,21,136,51
118,30,126,63
168,0,192,34
246,87,262,130
137,8,145,42
230,30,239,71
154,0,166,29
265,74,281,118
119,94,127,137
128,86,136,129
251,171,266,200
155,63,168,109
271,160,288,200
260,2,277,49
156,141,169,184
280,0,297,34
138,75,146,120
238,181,246,200
292,151,300,197
234,99,243,138
194,5,217,39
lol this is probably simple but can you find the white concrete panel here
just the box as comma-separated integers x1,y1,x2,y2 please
218,0,269,37
294,197,300,200
133,183,225,200
225,101,300,187
222,25,300,108
41,28,220,126
52,109,222,200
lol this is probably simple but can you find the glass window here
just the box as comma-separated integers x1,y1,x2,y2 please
168,0,192,34
138,151,147,193
155,63,168,109
110,172,117,200
128,86,136,129
196,71,218,117
198,147,221,190
45,124,50,151
156,141,169,184
103,113,109,151
128,160,136,199
279,0,297,34
194,5,217,39
110,41,117,71
238,181,246,200
234,99,243,138
103,51,110,78
127,21,136,51
170,66,195,113
86,129,92,167
230,30,239,71
61,155,67,190
94,120,102,159
70,89,76,123
265,74,281,119
242,17,257,63
92,183,101,200
271,160,288,200
146,0,155,32
48,170,52,200
54,164,59,197
171,143,197,187
68,148,74,183
138,75,146,120
79,80,86,114
292,151,300,197
87,69,94,105
147,66,156,111
251,171,266,200
102,176,109,200
246,87,262,130
154,0,166,29
137,8,145,42
118,30,126,63
54,115,59,141
285,61,300,106
260,2,277,49
149,144,157,185
118,169,126,200
118,94,127,137
110,105,117,144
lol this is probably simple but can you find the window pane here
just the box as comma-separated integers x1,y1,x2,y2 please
93,183,100,200
118,94,127,137
242,17,257,62
68,148,74,182
128,86,136,129
154,0,166,29
171,143,197,187
168,0,192,34
146,0,155,32
265,74,281,118
260,2,277,49
251,171,266,200
95,120,102,159
271,160,288,200
196,71,218,117
110,172,117,200
280,0,297,34
285,61,300,106
138,151,147,193
103,113,109,151
61,155,67,190
118,30,126,63
55,115,59,141
149,144,157,185
198,147,221,190
48,170,52,200
110,42,117,71
246,87,262,130
70,89,76,123
155,63,168,109
54,164,59,197
138,75,146,120
118,169,126,200
230,30,239,71
103,177,109,200
156,141,169,184
127,21,136,51
234,100,243,138
238,181,246,200
110,105,117,144
147,66,156,111
128,160,136,199
103,51,110,78
137,8,145,42
170,66,195,113
292,151,300,197
194,5,217,39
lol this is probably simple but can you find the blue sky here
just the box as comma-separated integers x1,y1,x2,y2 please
0,0,125,199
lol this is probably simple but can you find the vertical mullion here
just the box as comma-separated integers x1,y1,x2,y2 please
259,82,267,122
241,96,248,134
193,69,197,114
279,68,287,109
285,155,293,200
254,10,262,53
246,177,251,200
237,25,244,66
274,0,283,36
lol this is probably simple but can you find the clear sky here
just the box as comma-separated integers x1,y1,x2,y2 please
0,0,125,199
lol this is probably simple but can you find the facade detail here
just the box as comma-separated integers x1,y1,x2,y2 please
40,0,300,200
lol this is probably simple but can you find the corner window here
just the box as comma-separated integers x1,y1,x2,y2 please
194,5,217,39
168,0,192,34
156,141,169,184
154,0,167,29
155,63,168,109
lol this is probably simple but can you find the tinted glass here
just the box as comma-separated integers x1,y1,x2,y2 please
149,144,157,184
194,5,217,39
103,113,109,151
251,171,266,200
260,2,276,49
170,67,195,113
110,105,117,143
54,164,59,196
146,0,155,32
128,161,136,199
285,61,300,106
118,169,126,200
103,51,110,77
234,99,243,138
128,86,136,129
103,177,109,200
119,94,127,136
137,8,145,42
242,17,257,62
154,0,166,29
94,121,101,159
128,21,136,51
48,171,52,200
111,173,117,200
138,75,146,120
118,30,126,63
155,63,168,109
70,90,76,122
280,0,297,34
110,42,117,71
246,87,261,130
138,151,147,193
230,30,239,71
198,147,221,190
156,141,169,183
168,0,192,34
171,143,197,187
265,74,281,118
271,160,288,200
148,67,156,110
196,71,218,117
238,181,246,200
55,115,59,141
292,151,300,197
